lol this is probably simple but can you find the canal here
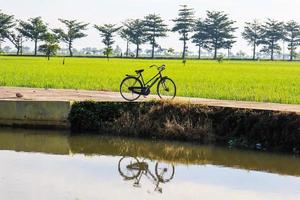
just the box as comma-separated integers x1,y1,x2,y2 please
0,128,299,200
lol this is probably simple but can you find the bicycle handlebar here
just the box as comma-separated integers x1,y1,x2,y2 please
149,64,166,71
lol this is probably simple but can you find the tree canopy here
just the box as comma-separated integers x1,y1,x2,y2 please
0,11,15,50
38,32,60,60
122,19,147,58
172,5,195,60
242,20,262,60
94,24,122,58
284,21,300,61
202,11,237,59
191,18,208,59
260,19,285,60
143,14,168,58
53,19,89,56
18,17,48,55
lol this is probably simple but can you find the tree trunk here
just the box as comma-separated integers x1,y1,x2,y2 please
182,39,186,60
69,41,73,57
290,41,294,61
106,47,109,60
228,48,230,59
198,45,201,60
136,44,139,58
126,40,129,57
151,38,155,59
34,39,38,56
252,42,256,60
213,47,217,60
20,38,23,55
151,42,155,59
271,41,274,61
16,48,20,56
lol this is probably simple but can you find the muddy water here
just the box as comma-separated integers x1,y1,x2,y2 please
0,128,299,200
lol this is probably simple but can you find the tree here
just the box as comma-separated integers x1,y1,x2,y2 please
224,40,236,59
7,31,24,55
53,19,88,57
143,14,168,58
94,24,122,59
5,20,26,55
192,19,208,59
242,20,262,60
260,19,285,60
38,32,60,60
122,19,147,58
203,11,237,60
120,28,130,57
0,11,15,50
114,45,122,56
172,5,195,60
18,17,47,56
284,21,300,61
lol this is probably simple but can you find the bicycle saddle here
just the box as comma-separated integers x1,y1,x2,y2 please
135,69,144,74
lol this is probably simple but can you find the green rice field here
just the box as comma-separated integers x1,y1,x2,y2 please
0,56,300,104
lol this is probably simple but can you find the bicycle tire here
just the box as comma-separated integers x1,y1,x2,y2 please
157,77,176,100
120,76,143,101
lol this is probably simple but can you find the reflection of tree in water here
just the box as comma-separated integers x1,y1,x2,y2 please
0,130,299,178
118,157,175,193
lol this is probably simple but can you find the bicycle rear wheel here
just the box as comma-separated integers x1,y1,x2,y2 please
120,76,142,101
157,77,176,100
155,162,175,183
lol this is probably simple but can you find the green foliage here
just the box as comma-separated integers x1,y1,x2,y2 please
242,20,262,60
260,19,285,60
191,18,208,59
0,11,15,41
172,5,195,60
18,17,48,55
38,33,60,60
1,57,300,104
0,11,23,55
121,19,147,58
143,14,168,58
6,21,25,56
284,21,300,61
202,11,237,60
53,19,89,57
94,24,122,58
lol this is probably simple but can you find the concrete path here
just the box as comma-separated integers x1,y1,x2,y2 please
1,87,300,113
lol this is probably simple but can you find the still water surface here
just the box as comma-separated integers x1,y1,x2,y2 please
0,128,300,200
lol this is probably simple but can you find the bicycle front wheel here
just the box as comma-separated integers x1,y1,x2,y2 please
157,77,176,100
120,76,142,101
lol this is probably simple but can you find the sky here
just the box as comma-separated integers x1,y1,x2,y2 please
1,0,300,55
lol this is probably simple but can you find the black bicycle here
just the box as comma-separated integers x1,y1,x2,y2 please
120,64,176,101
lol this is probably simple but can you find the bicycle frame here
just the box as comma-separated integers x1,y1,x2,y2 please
136,70,163,89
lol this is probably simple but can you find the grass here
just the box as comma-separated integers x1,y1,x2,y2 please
69,101,300,154
0,56,300,104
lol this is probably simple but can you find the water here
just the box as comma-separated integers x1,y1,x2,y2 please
0,128,300,200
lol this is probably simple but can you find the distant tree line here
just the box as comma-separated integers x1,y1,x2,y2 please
1,5,300,61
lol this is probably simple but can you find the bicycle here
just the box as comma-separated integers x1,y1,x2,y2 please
118,157,175,193
120,64,176,101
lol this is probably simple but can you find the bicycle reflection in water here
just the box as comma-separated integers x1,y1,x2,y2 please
118,157,175,193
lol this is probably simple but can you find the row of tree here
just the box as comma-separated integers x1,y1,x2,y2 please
1,5,300,60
